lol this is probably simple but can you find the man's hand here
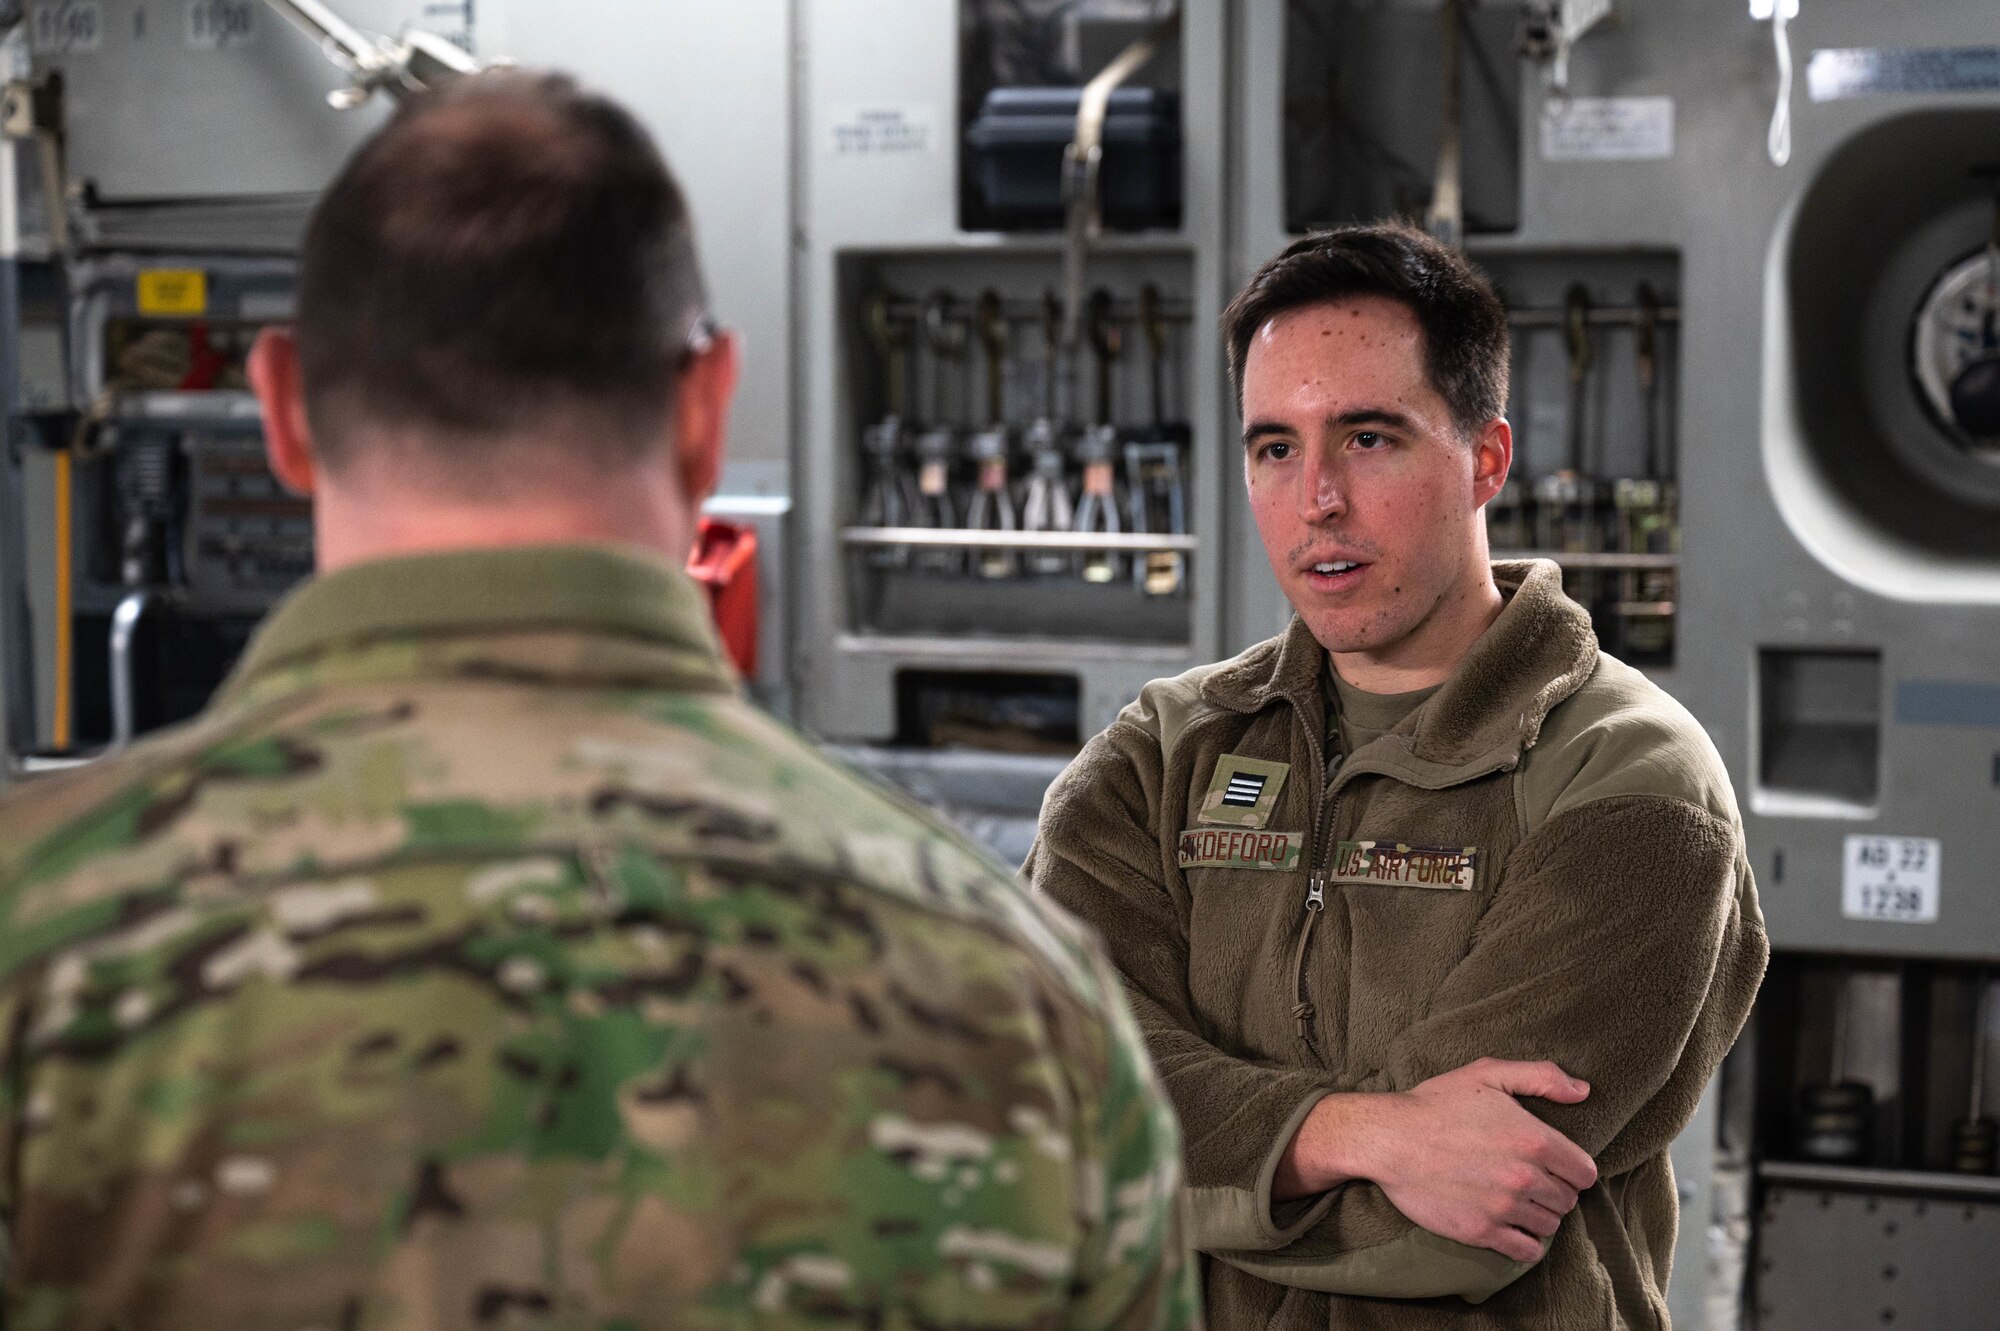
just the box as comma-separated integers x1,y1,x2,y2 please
1273,1058,1598,1263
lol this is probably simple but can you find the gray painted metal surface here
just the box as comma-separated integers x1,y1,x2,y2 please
29,0,445,201
1756,1177,2000,1330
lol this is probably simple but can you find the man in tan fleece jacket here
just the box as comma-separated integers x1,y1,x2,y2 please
1027,223,1768,1329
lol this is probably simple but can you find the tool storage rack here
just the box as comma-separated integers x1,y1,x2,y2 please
789,0,1232,746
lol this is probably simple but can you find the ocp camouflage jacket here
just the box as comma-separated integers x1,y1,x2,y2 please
0,543,1199,1331
1028,560,1769,1330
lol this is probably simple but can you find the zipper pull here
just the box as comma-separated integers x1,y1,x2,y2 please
1306,871,1327,912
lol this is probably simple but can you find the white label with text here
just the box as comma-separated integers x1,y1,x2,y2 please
828,105,937,159
188,0,256,48
1540,96,1674,161
29,0,103,54
1842,835,1940,924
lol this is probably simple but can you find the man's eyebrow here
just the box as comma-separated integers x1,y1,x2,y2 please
1329,407,1417,432
1241,407,1418,446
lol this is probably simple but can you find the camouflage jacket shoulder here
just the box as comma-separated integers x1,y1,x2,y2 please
0,641,1106,1005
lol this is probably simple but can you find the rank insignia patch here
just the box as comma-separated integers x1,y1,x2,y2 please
1329,840,1478,892
1196,754,1291,828
1221,773,1266,807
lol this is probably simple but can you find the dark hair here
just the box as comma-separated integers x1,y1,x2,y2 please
296,70,707,467
1221,222,1509,434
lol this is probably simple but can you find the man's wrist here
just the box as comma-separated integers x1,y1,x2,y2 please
1278,1091,1403,1198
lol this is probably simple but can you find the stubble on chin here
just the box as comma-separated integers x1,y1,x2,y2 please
1296,597,1401,656
1297,574,1460,661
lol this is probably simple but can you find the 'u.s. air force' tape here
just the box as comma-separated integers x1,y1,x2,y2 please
1177,827,1305,872
1329,840,1478,891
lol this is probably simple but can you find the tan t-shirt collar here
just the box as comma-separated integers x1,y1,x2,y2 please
1325,666,1441,759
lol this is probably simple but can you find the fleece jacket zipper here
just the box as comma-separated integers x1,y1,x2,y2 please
1284,688,1524,1064
1291,704,1340,1064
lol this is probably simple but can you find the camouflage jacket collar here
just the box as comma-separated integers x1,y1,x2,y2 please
1198,559,1599,781
215,542,738,705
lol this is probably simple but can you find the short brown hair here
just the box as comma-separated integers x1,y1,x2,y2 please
1222,223,1510,434
296,70,707,467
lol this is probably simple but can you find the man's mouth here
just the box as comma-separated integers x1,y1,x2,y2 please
1301,558,1369,591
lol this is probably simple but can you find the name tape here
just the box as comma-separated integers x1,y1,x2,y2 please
1178,827,1304,873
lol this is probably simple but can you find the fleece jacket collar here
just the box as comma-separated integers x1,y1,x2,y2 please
1199,559,1600,785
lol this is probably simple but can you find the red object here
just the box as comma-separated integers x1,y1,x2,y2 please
178,323,229,391
686,516,759,677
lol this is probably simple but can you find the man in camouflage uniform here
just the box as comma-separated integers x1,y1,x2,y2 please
0,72,1197,1329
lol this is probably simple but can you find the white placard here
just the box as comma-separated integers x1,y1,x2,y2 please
1842,835,1941,924
1540,96,1675,162
828,105,937,160
187,0,256,49
28,0,104,54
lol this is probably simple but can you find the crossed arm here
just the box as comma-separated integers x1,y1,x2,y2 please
1026,721,1768,1301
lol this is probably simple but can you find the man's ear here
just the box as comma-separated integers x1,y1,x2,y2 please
1471,417,1513,509
673,328,741,506
248,327,319,497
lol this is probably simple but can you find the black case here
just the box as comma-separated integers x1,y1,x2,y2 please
964,86,1182,230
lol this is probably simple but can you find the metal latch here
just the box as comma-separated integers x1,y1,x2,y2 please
260,0,485,109
1519,0,1613,96
2,73,67,251
1058,8,1180,420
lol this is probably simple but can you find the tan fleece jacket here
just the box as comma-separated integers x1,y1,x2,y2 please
1027,560,1769,1330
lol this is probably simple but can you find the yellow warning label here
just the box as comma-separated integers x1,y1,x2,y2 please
136,269,208,317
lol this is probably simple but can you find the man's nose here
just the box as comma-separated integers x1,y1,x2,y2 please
1299,450,1346,524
